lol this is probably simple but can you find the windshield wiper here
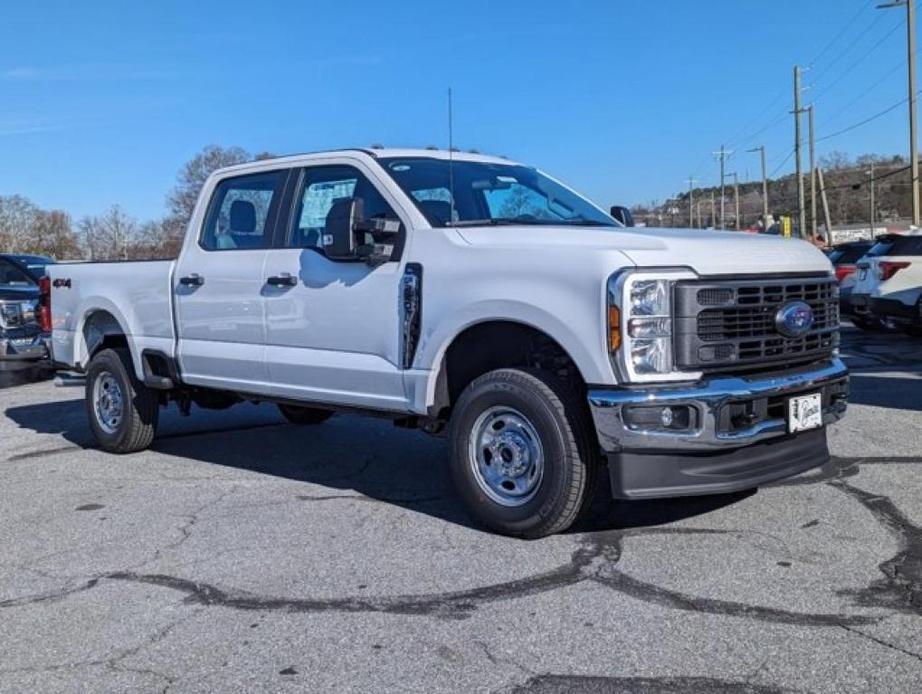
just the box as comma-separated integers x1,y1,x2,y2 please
556,219,617,227
449,218,533,227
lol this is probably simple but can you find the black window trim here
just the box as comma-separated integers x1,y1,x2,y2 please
274,162,408,263
197,168,291,253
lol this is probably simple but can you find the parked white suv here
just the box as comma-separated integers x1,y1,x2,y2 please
46,148,848,537
851,233,922,335
871,234,922,335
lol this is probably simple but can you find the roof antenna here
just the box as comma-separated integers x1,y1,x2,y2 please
448,87,456,226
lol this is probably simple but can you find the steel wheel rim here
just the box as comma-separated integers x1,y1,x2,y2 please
93,371,124,435
468,406,545,507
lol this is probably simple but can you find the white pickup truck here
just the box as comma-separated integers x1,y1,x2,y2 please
47,148,848,537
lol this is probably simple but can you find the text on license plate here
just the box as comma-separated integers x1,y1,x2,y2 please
788,392,823,433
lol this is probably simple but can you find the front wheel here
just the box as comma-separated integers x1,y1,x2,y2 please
448,368,596,539
85,347,159,453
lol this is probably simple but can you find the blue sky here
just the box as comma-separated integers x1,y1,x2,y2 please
0,0,916,221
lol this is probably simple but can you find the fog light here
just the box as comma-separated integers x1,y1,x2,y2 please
623,405,696,432
660,406,674,427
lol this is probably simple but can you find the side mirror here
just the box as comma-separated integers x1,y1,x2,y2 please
610,205,635,227
323,197,401,264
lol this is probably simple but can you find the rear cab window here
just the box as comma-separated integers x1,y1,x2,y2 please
200,171,286,251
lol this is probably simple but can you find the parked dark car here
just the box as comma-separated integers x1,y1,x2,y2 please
825,241,873,283
0,254,54,373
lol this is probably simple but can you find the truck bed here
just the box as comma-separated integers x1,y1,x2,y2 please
48,259,177,375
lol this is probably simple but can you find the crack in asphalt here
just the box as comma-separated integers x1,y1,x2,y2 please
502,674,795,693
839,624,922,665
830,479,922,615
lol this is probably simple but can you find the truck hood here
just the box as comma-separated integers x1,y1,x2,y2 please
454,225,833,276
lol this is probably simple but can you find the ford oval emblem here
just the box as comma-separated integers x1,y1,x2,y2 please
775,301,815,338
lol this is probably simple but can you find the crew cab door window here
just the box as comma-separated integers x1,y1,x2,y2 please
200,171,284,251
286,165,402,254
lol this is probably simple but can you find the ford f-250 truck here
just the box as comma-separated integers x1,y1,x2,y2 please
47,148,849,537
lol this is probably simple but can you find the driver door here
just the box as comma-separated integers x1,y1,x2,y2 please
262,161,410,411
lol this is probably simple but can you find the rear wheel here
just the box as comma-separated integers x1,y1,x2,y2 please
85,348,159,453
448,368,596,539
277,404,334,425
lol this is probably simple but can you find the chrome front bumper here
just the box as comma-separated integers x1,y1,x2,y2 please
587,358,849,453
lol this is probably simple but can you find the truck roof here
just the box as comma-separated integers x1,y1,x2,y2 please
211,147,520,177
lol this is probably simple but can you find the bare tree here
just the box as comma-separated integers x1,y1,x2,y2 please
0,195,38,253
30,210,81,259
79,206,140,260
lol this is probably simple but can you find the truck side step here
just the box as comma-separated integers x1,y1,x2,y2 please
143,374,174,390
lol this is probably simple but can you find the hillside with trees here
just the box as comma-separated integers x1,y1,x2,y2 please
632,151,914,230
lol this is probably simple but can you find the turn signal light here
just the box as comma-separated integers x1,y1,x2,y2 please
608,305,621,352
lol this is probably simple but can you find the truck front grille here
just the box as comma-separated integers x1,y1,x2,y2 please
674,275,839,373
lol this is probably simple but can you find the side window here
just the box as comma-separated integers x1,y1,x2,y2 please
288,165,401,251
200,171,284,251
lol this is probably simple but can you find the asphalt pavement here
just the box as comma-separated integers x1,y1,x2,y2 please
1,326,921,693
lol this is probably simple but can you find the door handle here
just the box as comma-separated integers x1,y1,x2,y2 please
179,273,204,287
267,273,297,287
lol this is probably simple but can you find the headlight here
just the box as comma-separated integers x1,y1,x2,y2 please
607,269,701,383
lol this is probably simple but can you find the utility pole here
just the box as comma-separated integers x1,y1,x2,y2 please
748,145,769,229
713,145,732,229
868,162,876,235
728,173,740,230
808,105,818,240
687,176,697,227
879,0,920,225
817,167,833,242
710,190,716,228
793,65,807,239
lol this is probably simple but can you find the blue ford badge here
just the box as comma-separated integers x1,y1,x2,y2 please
775,301,815,337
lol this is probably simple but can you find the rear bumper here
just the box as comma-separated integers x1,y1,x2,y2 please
587,358,848,499
0,334,49,372
871,297,919,325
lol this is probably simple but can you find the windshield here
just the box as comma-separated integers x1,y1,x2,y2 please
379,157,617,228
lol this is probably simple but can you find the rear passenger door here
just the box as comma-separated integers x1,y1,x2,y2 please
262,160,410,411
174,169,287,394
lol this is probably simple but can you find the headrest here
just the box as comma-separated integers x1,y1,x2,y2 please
229,199,257,233
418,199,452,225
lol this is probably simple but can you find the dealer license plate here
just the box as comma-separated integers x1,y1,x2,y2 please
788,393,823,433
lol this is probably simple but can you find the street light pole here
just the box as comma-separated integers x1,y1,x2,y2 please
793,65,807,239
728,172,740,230
688,176,697,228
868,163,876,234
879,0,920,226
747,145,769,229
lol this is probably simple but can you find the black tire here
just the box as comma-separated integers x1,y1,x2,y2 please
277,404,334,425
448,368,597,539
85,347,159,453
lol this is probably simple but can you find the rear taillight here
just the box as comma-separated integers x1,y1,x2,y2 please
38,275,52,332
879,261,911,281
835,265,856,282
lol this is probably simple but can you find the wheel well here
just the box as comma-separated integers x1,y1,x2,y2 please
82,310,128,361
436,321,586,418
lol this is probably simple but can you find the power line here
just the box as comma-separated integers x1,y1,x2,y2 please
817,53,910,129
808,0,877,70
810,4,885,82
816,94,913,143
769,148,796,178
810,17,904,102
